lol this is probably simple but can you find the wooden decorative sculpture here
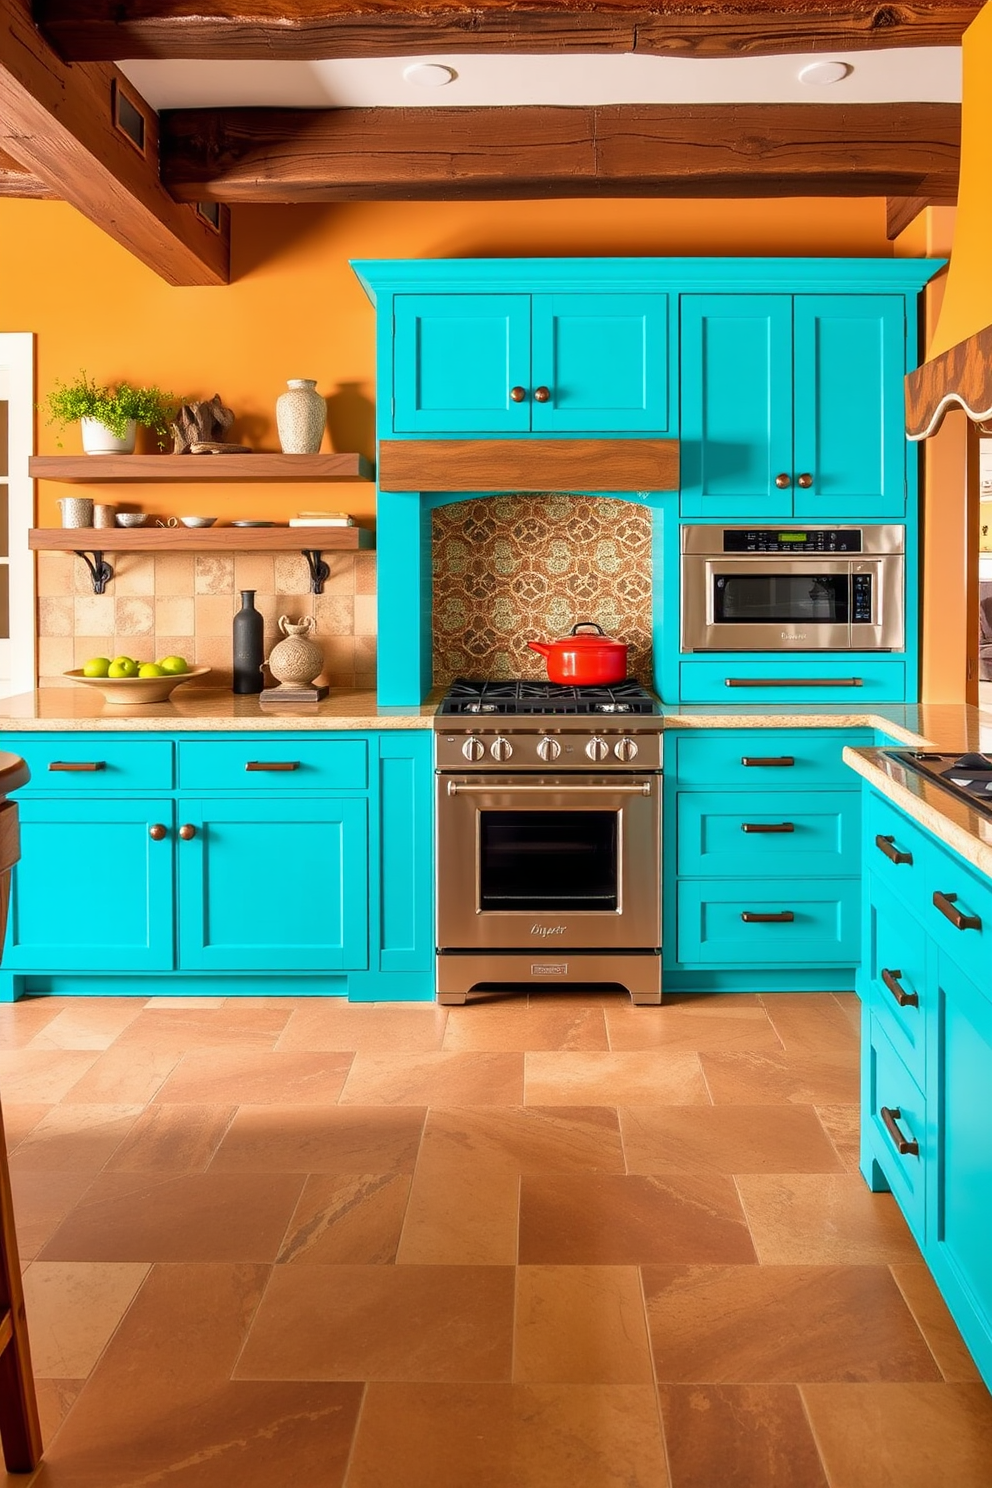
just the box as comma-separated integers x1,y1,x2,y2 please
171,394,251,454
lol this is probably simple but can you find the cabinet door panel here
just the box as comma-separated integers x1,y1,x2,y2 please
393,294,530,433
4,797,175,971
531,293,669,433
680,295,793,519
178,798,368,971
793,295,906,519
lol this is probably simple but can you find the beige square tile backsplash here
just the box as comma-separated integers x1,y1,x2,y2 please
37,550,378,691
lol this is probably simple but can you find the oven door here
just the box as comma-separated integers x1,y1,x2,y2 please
436,773,661,951
681,556,901,651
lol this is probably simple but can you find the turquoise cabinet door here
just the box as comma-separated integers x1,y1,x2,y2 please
680,294,793,519
531,293,669,433
793,295,906,520
177,797,368,971
377,734,433,974
393,293,531,433
4,797,175,971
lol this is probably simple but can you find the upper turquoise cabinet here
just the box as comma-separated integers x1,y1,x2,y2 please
681,290,913,521
392,290,670,436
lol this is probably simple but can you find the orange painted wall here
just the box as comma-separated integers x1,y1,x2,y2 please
0,194,892,526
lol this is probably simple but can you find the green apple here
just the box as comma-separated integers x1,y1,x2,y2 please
159,655,189,675
108,656,138,679
138,662,165,678
82,656,111,678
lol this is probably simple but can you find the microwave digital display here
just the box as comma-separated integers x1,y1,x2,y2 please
779,532,807,543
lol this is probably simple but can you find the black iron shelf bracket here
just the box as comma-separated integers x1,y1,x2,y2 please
74,551,114,595
302,549,330,595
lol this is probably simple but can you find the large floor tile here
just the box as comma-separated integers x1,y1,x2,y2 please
813,1102,862,1171
658,1383,828,1488
235,1264,514,1382
1,1103,53,1151
110,1003,294,1050
22,1261,149,1377
443,1001,609,1052
396,1165,519,1265
525,1051,709,1105
278,1173,411,1264
416,1105,624,1176
26,1001,145,1052
701,1050,860,1105
619,1103,843,1175
760,992,861,1058
38,1170,305,1262
340,1052,524,1105
345,1383,669,1488
34,1378,84,1448
519,1173,756,1265
9,1170,96,1261
61,1046,182,1106
276,1000,448,1053
9,1105,143,1173
210,1104,425,1173
642,1264,941,1384
736,1172,922,1264
890,1264,984,1383
152,1048,353,1105
0,998,68,1050
103,1102,236,1173
801,1383,992,1488
514,1266,654,1384
605,1002,783,1054
0,1050,100,1104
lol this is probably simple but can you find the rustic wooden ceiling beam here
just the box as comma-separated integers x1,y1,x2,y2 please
36,0,982,62
0,0,229,284
160,102,961,202
0,144,58,198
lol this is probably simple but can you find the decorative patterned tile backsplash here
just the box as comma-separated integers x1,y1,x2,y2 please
37,550,377,690
432,495,653,686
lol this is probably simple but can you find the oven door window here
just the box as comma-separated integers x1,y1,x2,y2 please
479,810,618,912
714,573,850,624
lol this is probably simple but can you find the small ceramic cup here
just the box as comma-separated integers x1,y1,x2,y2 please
58,497,94,528
92,503,117,529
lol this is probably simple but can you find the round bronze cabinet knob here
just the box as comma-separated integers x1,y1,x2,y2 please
179,823,196,841
148,823,167,841
774,473,791,489
797,473,814,488
509,386,526,403
533,386,551,403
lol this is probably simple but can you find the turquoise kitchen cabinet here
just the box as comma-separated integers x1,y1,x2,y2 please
860,786,992,1391
392,290,669,436
680,293,908,521
678,659,906,706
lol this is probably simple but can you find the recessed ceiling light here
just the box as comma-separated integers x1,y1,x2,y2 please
403,63,457,88
798,61,853,87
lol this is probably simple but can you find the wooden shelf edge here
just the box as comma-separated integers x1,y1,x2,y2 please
29,527,375,551
28,453,375,483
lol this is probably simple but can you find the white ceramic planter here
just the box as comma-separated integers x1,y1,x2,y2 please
80,417,137,455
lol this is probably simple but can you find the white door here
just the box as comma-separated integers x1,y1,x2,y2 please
0,334,36,697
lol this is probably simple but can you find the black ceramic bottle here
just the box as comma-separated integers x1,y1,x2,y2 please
232,590,264,694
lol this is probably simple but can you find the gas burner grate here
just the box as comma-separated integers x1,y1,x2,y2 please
437,678,658,716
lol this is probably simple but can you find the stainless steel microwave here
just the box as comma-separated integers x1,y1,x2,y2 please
680,525,905,653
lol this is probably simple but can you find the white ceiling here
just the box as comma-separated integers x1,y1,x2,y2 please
119,46,961,111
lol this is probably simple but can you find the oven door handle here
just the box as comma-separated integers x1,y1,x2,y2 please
445,781,653,796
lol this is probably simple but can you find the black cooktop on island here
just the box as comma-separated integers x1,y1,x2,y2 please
887,750,992,817
437,678,659,716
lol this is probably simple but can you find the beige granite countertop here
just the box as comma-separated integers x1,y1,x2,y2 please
0,688,436,732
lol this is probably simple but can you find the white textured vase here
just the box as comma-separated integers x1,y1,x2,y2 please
276,379,326,455
80,417,136,455
267,615,324,686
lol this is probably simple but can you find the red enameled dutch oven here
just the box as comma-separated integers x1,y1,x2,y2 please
528,623,628,685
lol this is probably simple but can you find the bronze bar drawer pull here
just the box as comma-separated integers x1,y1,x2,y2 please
48,760,105,772
881,968,919,1008
245,761,300,772
742,822,795,834
932,891,982,932
875,834,913,866
741,911,795,923
726,677,863,688
881,1105,919,1156
741,756,794,768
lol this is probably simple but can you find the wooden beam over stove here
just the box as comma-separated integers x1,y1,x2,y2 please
36,0,983,62
0,0,229,284
161,102,961,203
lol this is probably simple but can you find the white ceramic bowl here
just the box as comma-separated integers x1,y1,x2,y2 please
114,512,149,528
64,665,211,704
179,516,217,528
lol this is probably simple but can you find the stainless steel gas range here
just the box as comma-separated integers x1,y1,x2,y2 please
433,680,662,1005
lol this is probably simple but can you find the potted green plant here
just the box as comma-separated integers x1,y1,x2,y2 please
44,372,180,454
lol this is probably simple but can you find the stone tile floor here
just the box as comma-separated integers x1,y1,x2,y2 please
0,989,990,1487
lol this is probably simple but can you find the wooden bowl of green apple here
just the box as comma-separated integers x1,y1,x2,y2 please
65,655,210,704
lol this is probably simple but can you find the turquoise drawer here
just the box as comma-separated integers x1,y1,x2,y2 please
865,791,930,914
866,872,927,1090
674,729,871,790
178,738,368,791
3,735,174,791
679,659,906,704
677,790,860,878
676,877,860,966
867,1014,927,1243
923,837,992,988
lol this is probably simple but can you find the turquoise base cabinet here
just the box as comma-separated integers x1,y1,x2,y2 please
0,729,434,1002
860,785,992,1392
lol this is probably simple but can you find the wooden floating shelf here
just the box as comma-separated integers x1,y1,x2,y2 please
28,453,374,484
29,526,374,552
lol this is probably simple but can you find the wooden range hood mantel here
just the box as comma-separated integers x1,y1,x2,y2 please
377,437,679,493
905,323,992,441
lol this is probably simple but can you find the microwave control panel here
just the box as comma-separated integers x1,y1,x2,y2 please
723,529,863,553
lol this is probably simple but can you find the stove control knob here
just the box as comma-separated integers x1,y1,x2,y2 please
490,736,513,762
585,737,609,762
536,737,561,763
461,737,485,762
614,737,639,762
